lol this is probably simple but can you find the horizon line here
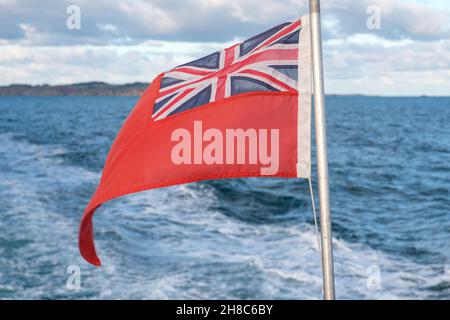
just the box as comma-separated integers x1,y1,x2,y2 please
0,81,449,98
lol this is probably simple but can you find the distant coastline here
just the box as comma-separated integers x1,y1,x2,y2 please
0,83,446,98
0,82,149,96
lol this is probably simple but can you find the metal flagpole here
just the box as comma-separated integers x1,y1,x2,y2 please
309,0,336,300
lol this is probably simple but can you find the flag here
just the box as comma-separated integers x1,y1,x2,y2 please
80,16,312,266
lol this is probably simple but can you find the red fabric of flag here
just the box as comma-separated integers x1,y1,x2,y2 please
79,18,311,266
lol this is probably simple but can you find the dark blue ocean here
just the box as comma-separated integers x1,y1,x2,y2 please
0,96,448,299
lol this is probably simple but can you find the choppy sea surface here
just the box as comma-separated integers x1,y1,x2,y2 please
0,96,449,299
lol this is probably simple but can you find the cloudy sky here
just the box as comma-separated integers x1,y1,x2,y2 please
1,0,449,95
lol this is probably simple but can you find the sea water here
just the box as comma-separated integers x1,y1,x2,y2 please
0,96,448,299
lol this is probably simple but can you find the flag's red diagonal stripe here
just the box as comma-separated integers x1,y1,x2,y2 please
159,75,214,97
238,68,297,93
252,20,301,54
153,87,195,119
158,77,211,100
170,67,215,76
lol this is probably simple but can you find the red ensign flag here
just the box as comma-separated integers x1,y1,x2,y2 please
80,17,312,266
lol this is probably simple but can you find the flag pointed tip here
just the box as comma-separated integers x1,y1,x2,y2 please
90,257,102,267
79,205,102,267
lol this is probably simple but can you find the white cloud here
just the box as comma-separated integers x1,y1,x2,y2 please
0,0,449,95
117,0,179,34
324,34,450,95
0,39,233,85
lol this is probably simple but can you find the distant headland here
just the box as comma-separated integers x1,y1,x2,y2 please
0,83,443,98
0,82,149,96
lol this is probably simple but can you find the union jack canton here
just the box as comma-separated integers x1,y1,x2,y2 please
152,20,301,121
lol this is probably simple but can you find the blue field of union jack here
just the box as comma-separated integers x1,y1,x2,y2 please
152,19,302,121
